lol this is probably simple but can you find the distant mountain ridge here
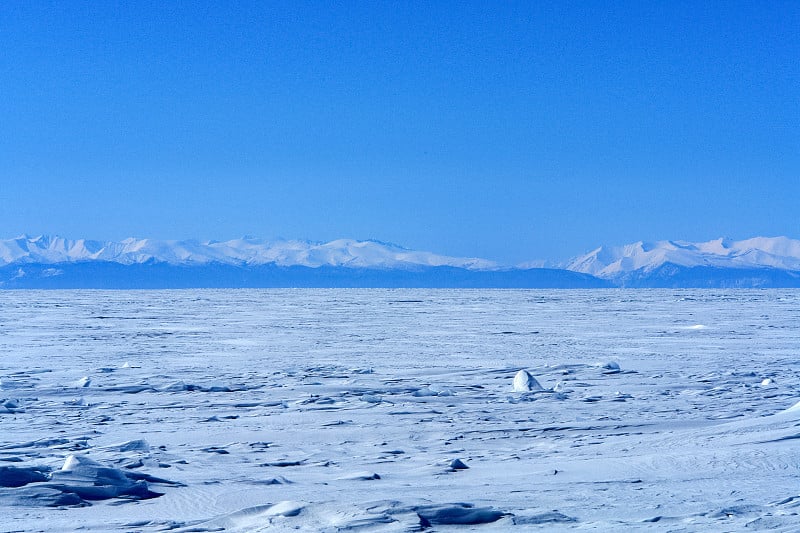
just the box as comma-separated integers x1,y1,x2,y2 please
0,235,498,270
565,236,800,288
2,235,800,288
1,235,611,288
566,237,800,277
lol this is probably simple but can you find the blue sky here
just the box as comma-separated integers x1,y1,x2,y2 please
1,1,797,264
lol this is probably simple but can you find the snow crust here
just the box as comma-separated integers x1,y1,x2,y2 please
2,289,800,531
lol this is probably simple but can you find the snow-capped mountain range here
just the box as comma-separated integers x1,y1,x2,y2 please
0,235,498,270
2,234,800,288
566,237,800,279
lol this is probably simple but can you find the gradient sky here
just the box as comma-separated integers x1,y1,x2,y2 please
1,1,798,264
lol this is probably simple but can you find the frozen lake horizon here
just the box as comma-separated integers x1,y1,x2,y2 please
2,289,800,531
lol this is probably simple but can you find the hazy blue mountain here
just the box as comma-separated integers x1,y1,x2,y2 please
3,235,800,288
0,262,611,289
0,235,610,288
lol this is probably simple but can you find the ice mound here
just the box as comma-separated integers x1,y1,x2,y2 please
51,454,167,501
512,370,544,392
336,471,381,481
54,455,181,503
0,455,181,507
113,439,150,452
60,455,88,471
601,361,621,374
415,503,506,526
512,510,577,525
159,381,232,393
186,501,306,530
413,384,454,397
0,466,49,487
359,394,382,404
448,458,469,470
252,476,292,485
72,376,91,388
783,400,800,413
2,398,23,413
264,500,305,517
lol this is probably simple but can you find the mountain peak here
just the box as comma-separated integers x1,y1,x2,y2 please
567,236,800,278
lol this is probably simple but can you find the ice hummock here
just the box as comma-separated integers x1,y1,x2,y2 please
512,369,544,392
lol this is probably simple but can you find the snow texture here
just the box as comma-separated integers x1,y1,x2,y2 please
2,289,800,531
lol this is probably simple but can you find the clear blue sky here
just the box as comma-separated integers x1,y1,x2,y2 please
1,1,797,264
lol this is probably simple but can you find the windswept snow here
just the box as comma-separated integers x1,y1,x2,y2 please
2,289,800,531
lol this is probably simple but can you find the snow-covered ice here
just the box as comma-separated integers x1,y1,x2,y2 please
1,289,800,531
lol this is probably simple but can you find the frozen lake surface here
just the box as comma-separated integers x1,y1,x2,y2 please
2,289,800,531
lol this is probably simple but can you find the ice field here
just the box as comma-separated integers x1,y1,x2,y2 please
2,289,800,531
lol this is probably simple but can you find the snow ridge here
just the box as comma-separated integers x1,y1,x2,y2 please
566,237,800,278
0,235,499,271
